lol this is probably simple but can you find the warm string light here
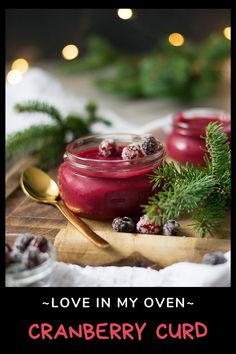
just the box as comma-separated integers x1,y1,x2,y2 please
11,58,29,73
117,9,133,20
62,44,79,60
168,33,184,46
223,26,231,40
6,69,23,84
7,57,29,85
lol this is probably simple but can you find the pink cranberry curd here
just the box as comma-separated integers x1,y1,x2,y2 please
58,133,165,220
166,108,230,165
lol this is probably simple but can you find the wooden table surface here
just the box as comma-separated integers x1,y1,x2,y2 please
6,165,64,246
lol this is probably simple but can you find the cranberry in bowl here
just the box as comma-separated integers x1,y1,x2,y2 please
6,234,56,287
58,133,165,220
166,108,230,165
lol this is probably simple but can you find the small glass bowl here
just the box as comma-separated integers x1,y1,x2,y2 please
5,239,56,287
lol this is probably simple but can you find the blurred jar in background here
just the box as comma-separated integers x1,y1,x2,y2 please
166,108,230,165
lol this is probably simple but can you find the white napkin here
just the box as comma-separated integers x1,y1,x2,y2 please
6,67,231,287
51,251,230,287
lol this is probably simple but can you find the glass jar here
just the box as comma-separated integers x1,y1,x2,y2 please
6,239,56,287
58,133,166,220
166,108,230,165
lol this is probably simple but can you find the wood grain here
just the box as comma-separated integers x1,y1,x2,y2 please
5,155,38,198
54,218,230,268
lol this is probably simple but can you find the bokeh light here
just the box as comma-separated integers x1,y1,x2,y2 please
117,9,133,20
11,58,29,73
62,44,79,60
223,26,231,40
168,33,185,46
6,69,23,84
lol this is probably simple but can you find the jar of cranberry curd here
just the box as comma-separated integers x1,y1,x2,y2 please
166,108,230,165
58,133,165,220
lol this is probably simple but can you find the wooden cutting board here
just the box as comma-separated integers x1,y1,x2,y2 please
54,220,230,269
6,156,231,269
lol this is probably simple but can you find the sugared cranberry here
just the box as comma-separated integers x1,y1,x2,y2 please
13,233,34,252
136,214,162,234
99,138,117,157
140,134,161,155
112,216,135,233
22,246,49,269
202,252,227,265
6,234,51,274
10,249,23,263
29,236,49,253
162,219,180,236
5,243,12,266
121,144,144,160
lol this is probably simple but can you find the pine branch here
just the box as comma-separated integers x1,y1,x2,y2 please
6,100,111,170
37,129,65,170
85,101,112,126
143,122,231,237
190,192,228,238
144,175,216,225
6,125,59,161
204,122,231,181
149,160,204,190
15,101,64,126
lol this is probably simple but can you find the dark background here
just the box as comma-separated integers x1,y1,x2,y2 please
6,8,231,61
4,287,234,354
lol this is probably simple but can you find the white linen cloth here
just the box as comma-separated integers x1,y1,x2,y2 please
51,251,230,287
6,68,231,287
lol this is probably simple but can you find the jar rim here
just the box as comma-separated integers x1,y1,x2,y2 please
175,108,230,121
65,132,166,168
173,108,231,134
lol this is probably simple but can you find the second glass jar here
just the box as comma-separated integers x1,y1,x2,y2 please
166,108,230,165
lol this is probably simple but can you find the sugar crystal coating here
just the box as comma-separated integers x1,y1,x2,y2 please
112,216,135,233
99,138,117,157
202,252,227,265
140,134,161,155
13,233,34,252
121,144,144,160
29,236,49,253
162,219,180,236
136,214,162,234
5,234,51,273
22,245,49,269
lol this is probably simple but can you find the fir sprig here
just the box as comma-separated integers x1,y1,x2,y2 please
143,122,231,237
15,101,64,125
204,121,231,184
6,100,111,170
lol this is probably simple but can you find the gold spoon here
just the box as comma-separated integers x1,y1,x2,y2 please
20,167,109,248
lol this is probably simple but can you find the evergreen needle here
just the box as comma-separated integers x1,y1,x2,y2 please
143,122,231,237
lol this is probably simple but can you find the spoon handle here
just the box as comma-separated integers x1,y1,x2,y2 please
55,202,109,248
